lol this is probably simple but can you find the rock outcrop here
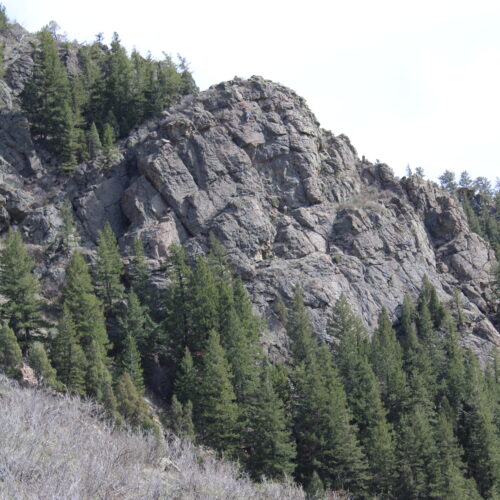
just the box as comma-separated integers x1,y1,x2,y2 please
0,26,497,361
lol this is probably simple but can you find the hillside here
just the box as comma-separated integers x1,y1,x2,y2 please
0,11,499,500
0,375,305,499
0,31,497,357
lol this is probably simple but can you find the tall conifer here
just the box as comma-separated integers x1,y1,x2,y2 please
247,363,296,480
95,222,124,312
197,330,240,457
0,229,41,344
0,322,22,379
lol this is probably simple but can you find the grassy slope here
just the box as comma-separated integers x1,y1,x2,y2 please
0,375,305,500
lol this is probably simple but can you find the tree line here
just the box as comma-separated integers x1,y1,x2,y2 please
0,216,499,498
438,170,499,261
18,22,197,169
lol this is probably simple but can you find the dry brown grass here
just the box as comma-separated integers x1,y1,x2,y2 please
0,375,306,499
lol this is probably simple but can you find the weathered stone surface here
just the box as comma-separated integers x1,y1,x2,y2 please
0,58,497,362
121,76,498,357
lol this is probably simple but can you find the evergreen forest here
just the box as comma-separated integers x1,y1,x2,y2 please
17,21,197,169
0,225,499,499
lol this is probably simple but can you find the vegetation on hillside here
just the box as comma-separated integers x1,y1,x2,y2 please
438,170,499,260
0,375,307,499
0,221,498,499
15,16,197,168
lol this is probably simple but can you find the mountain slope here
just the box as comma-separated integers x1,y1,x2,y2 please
0,24,497,360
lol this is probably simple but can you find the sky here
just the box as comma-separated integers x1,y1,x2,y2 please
4,0,500,184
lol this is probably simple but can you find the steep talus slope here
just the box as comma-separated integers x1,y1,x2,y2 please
0,39,497,360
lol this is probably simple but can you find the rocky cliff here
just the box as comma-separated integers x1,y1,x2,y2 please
0,24,498,360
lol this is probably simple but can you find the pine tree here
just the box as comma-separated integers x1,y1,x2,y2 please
115,372,151,429
460,351,500,498
0,322,22,379
400,294,419,352
95,222,124,312
174,347,197,406
328,293,367,381
116,331,144,393
188,258,219,355
313,346,369,495
85,339,111,400
62,252,94,306
129,237,151,306
0,229,41,344
119,289,152,365
163,244,192,364
328,296,395,495
101,122,116,150
416,295,443,395
101,33,133,136
370,308,408,423
197,330,240,457
28,341,61,390
51,307,86,394
348,355,396,497
62,253,109,354
247,363,296,480
170,394,195,439
21,29,76,166
87,121,102,159
215,271,261,408
306,471,325,500
287,286,316,364
434,409,482,500
395,405,441,500
290,296,368,495
441,312,466,425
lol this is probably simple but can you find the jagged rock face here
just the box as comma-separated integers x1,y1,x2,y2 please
0,48,497,361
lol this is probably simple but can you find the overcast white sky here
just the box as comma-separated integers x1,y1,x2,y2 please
4,0,500,183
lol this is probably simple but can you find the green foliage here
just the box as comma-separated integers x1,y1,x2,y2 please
20,24,197,166
95,222,124,312
197,330,240,457
370,308,407,423
460,352,500,498
119,289,153,371
85,339,113,406
28,341,61,390
114,372,151,429
0,4,8,30
170,395,195,439
439,170,457,193
306,471,324,500
163,244,192,364
395,405,441,499
247,363,296,480
21,29,76,168
0,229,41,343
116,331,144,393
0,322,22,379
51,307,86,394
129,237,151,306
87,122,102,159
434,409,481,500
174,347,197,406
188,258,219,354
441,170,500,261
289,289,368,494
62,253,109,354
287,286,316,364
329,297,395,496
